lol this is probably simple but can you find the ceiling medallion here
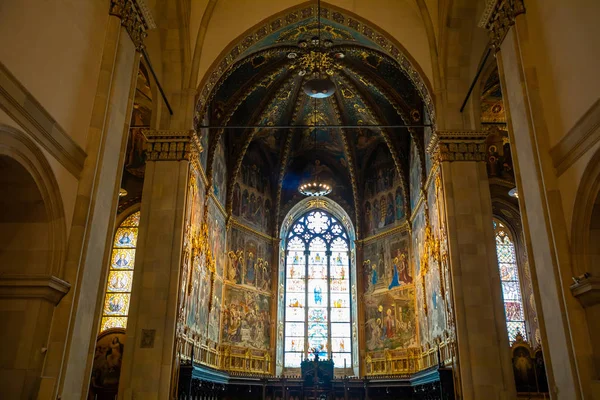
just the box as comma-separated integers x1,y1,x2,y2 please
299,160,333,197
286,1,343,99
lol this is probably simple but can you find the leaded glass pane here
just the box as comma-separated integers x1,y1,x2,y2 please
101,316,127,331
494,218,527,344
113,227,137,248
103,293,130,316
284,352,303,368
101,211,140,333
332,353,351,369
330,307,350,322
285,337,304,352
111,249,135,269
331,322,350,338
283,210,352,368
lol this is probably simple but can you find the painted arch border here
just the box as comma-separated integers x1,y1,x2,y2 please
193,1,436,128
275,196,359,376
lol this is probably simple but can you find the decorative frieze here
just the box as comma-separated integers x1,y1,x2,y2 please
109,0,156,50
479,0,526,51
143,129,202,162
427,131,488,162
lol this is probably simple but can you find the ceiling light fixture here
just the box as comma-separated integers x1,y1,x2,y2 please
508,187,519,198
299,0,338,99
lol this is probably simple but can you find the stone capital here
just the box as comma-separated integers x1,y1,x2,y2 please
143,129,202,162
109,0,156,50
0,275,71,305
427,130,488,162
478,0,525,51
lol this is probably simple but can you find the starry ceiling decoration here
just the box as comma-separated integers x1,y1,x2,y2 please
197,8,431,237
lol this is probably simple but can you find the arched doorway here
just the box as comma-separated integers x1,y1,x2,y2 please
0,144,67,398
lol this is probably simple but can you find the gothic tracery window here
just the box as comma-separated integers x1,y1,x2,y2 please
284,210,352,369
100,211,140,332
494,219,526,344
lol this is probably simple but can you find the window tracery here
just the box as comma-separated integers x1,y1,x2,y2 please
283,210,352,369
100,211,140,332
494,219,526,344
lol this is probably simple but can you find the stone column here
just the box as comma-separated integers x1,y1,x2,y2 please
429,131,516,400
41,1,155,399
480,1,591,397
119,130,199,400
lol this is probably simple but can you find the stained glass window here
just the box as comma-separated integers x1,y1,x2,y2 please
100,211,140,332
283,210,352,369
494,219,527,344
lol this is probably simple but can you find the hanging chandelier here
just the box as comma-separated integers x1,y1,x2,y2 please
299,160,332,197
299,100,333,197
286,0,341,99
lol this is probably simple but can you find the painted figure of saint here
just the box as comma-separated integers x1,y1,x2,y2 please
398,253,412,284
388,257,401,290
379,196,386,228
373,201,380,232
385,309,395,338
118,232,132,245
371,264,378,286
395,187,404,220
365,201,373,234
245,252,255,285
115,253,128,267
385,193,395,225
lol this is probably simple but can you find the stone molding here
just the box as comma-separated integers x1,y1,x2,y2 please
427,131,488,162
0,275,71,305
109,0,156,50
571,277,600,308
478,0,526,51
143,129,201,162
550,98,600,176
0,62,86,177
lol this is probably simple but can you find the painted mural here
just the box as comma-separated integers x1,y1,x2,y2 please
208,199,227,278
363,146,406,237
409,141,422,211
232,148,273,234
362,231,416,352
226,226,273,292
88,329,126,399
222,285,271,350
213,135,227,206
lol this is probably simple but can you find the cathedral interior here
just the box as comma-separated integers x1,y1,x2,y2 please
1,1,599,399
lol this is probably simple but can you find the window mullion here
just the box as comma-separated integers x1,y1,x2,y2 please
304,245,309,359
326,246,332,361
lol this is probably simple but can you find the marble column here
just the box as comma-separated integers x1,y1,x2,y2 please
480,0,591,397
429,131,516,400
119,130,199,400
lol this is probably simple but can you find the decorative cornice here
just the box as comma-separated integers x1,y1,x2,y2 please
143,129,201,162
0,275,71,305
230,218,276,242
0,62,86,177
427,131,488,162
479,0,526,51
109,0,155,50
360,221,409,244
550,98,600,176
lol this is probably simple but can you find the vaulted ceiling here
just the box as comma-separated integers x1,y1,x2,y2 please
196,8,431,235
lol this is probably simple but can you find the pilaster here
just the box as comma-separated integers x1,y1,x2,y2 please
480,1,591,397
428,131,516,400
119,130,200,400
